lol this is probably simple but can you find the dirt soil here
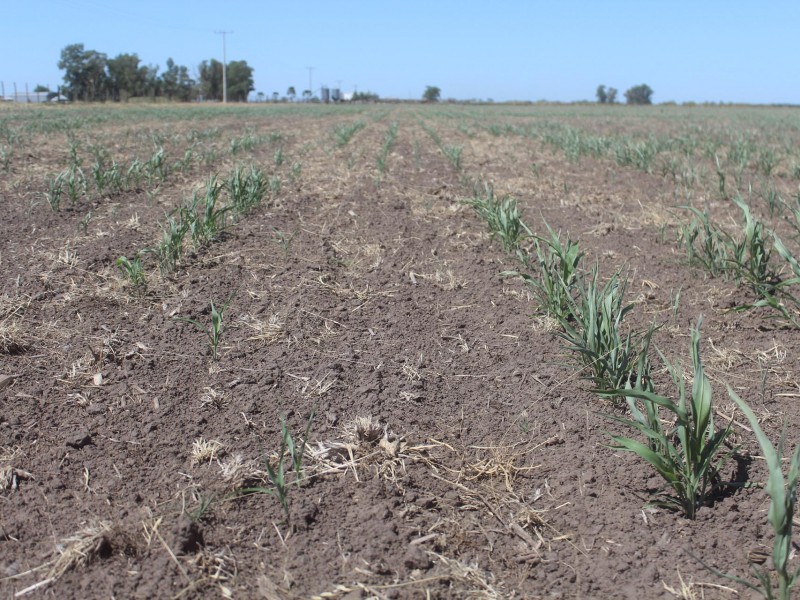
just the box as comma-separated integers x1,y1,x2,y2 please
2,104,800,599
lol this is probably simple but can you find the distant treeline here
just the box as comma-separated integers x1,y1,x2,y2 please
55,43,254,102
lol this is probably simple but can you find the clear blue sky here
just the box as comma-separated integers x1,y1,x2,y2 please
3,0,798,104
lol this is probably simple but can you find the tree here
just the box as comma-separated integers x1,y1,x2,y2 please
198,59,223,100
226,60,254,102
33,84,50,93
199,58,254,101
625,84,653,105
352,91,379,102
58,43,108,101
302,89,312,101
422,85,441,103
161,58,195,101
106,53,146,101
607,87,618,104
287,86,296,101
596,85,607,104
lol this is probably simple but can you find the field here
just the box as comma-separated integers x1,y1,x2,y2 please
2,102,800,599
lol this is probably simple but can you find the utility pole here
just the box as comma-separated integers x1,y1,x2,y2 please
215,30,233,103
307,66,314,101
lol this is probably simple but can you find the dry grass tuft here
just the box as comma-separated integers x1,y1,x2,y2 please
191,438,225,466
430,552,505,598
199,386,227,410
343,415,384,445
662,569,738,599
0,446,33,491
218,454,266,488
239,313,283,345
0,294,30,354
47,522,114,580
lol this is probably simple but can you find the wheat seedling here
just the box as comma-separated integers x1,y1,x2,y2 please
718,389,800,599
504,221,584,321
603,318,733,519
237,410,315,521
173,295,234,360
115,254,146,290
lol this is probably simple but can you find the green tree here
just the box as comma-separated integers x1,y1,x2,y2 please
106,53,146,101
624,83,653,105
607,87,618,104
422,85,441,102
33,84,50,93
161,58,195,101
226,60,254,102
199,59,254,102
596,85,607,103
58,43,108,101
198,59,223,100
287,86,296,101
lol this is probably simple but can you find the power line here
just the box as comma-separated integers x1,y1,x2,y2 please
215,31,233,103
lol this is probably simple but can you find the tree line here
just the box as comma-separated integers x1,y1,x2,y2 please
56,43,254,102
597,83,654,105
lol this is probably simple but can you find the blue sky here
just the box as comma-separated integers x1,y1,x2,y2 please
3,0,798,103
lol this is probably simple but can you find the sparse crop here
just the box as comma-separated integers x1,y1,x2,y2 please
722,389,800,599
237,410,315,521
727,195,779,297
181,176,230,246
45,172,65,211
227,165,267,215
677,206,731,277
173,295,234,360
505,222,584,321
332,120,365,148
376,122,398,174
603,318,733,519
463,183,532,252
442,144,463,170
150,215,187,274
558,267,640,391
115,254,146,289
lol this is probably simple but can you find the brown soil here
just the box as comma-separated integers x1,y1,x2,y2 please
2,103,800,599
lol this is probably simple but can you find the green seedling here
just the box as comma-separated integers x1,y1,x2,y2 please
442,144,463,170
332,120,366,148
273,228,295,257
558,267,639,391
727,195,779,298
145,146,169,182
376,122,398,174
46,172,65,211
735,231,800,327
65,166,86,204
720,389,800,599
678,206,731,278
0,145,12,171
463,183,532,252
173,295,234,360
115,254,146,289
237,410,315,521
186,490,216,523
150,215,187,275
227,165,267,215
504,221,584,321
603,318,733,519
181,176,230,246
